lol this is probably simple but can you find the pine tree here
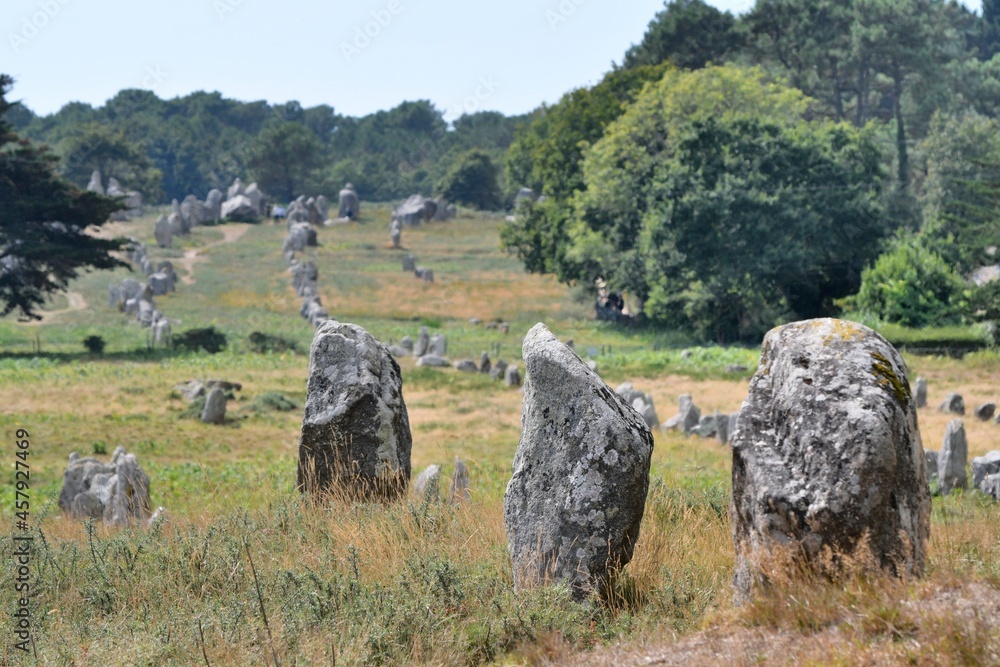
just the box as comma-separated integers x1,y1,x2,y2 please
0,75,126,320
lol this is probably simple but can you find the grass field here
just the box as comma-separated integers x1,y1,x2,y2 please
0,206,997,665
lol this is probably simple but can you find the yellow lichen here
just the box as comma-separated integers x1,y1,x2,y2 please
870,352,911,407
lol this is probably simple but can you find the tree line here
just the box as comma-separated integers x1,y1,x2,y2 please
501,0,1000,340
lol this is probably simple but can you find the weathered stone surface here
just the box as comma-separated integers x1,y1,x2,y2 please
731,319,929,604
221,194,259,221
416,267,434,284
974,403,996,421
451,457,470,503
413,464,441,501
58,447,151,527
338,185,360,220
981,473,1000,500
504,364,521,388
154,215,172,248
402,254,416,272
429,333,447,357
400,336,414,353
298,321,412,500
315,194,329,221
200,388,227,424
413,326,430,358
479,352,491,374
728,413,739,445
454,359,479,373
939,419,968,495
503,323,653,601
938,393,965,415
914,377,927,408
662,394,701,434
971,451,1000,490
416,355,450,367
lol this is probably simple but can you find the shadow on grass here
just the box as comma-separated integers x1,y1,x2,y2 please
0,347,215,364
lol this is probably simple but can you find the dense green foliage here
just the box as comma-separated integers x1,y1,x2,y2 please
851,235,968,327
9,91,527,205
0,76,126,320
622,0,741,69
500,0,1000,336
436,148,502,210
507,67,885,341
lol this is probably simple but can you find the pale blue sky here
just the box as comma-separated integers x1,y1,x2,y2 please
2,0,983,119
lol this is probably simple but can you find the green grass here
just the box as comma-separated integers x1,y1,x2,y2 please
0,208,996,665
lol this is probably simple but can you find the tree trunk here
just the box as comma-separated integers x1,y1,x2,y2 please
893,66,909,191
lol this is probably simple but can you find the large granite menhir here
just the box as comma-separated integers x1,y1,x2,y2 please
731,319,930,603
298,320,412,501
504,323,653,601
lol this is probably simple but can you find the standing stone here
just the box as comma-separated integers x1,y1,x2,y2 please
982,474,1000,501
663,394,701,433
298,321,412,501
504,364,521,388
222,194,259,221
402,254,416,272
108,284,123,310
416,355,450,368
727,413,739,445
201,388,227,424
716,412,731,445
390,218,402,248
971,451,1000,490
58,447,151,527
413,327,430,358
87,170,104,195
938,393,965,415
152,318,171,346
925,450,939,483
400,336,414,353
450,457,470,503
227,178,245,199
338,184,360,220
731,319,929,604
479,352,491,374
315,194,329,221
154,215,172,248
429,333,447,357
168,212,186,236
244,182,263,214
914,377,927,408
974,403,996,421
939,419,968,495
413,464,441,501
504,323,653,601
395,194,430,226
454,359,479,373
148,272,172,296
205,189,224,222
490,358,508,381
418,268,434,284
